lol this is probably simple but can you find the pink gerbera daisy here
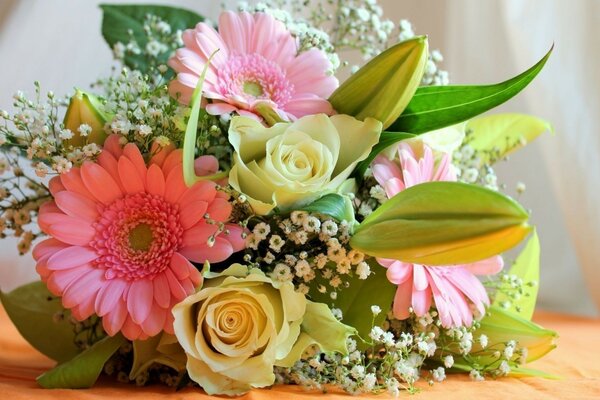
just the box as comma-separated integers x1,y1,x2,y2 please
33,135,245,340
168,11,338,121
372,142,503,328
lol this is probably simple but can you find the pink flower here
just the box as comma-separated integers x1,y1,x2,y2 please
33,135,245,340
372,142,503,327
168,11,338,121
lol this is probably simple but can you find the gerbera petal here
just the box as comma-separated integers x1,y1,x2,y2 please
54,191,99,222
122,143,148,183
153,273,171,309
392,280,413,320
127,279,154,325
80,161,123,205
61,267,105,309
46,264,94,295
181,237,233,264
161,149,184,178
141,303,167,337
164,165,187,204
47,246,97,270
118,156,145,194
32,238,68,261
60,167,96,200
103,134,124,159
146,164,166,197
95,279,128,317
103,300,128,337
169,252,192,280
181,223,219,249
223,224,246,253
48,217,95,246
122,316,143,340
206,197,232,222
48,176,65,196
180,200,208,230
464,255,504,276
194,155,219,176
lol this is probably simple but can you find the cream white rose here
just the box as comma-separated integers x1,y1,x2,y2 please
228,114,382,214
172,265,355,395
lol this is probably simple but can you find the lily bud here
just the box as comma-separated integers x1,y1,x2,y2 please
350,182,531,265
329,36,428,129
63,90,112,146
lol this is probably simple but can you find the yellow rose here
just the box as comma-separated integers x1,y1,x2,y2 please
228,114,382,215
172,265,355,395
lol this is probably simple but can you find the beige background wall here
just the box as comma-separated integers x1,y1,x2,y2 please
0,0,597,316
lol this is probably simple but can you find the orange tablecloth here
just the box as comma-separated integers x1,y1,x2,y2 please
1,306,599,400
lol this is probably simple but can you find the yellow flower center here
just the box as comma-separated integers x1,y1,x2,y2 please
128,223,154,251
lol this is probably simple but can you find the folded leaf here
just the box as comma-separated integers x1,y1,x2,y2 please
64,89,112,146
100,4,204,72
467,113,553,165
130,333,186,380
389,46,553,134
0,281,80,363
350,182,531,265
299,193,355,224
37,334,125,389
493,230,541,320
276,301,356,368
329,37,428,129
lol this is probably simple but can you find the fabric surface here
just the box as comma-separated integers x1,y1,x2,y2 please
0,306,599,400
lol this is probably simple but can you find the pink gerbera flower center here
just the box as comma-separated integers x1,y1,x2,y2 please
91,192,183,281
217,53,294,106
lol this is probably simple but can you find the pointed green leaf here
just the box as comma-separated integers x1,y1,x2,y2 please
479,306,557,363
307,259,396,343
493,230,540,320
100,4,204,72
467,114,553,165
389,46,553,134
330,37,428,129
440,306,557,374
37,334,126,389
182,51,227,187
299,193,355,223
0,281,80,363
354,131,415,178
350,182,531,265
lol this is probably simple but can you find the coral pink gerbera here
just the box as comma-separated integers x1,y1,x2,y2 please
33,135,245,340
168,11,338,121
372,142,503,328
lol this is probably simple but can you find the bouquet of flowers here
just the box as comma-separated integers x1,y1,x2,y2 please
0,1,557,396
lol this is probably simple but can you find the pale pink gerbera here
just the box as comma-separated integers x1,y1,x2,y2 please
372,142,503,328
33,135,245,340
168,11,338,121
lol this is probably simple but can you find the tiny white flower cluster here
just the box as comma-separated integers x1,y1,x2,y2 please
111,14,183,72
244,211,370,296
453,142,500,191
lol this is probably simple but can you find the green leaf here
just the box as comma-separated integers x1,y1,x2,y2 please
275,301,356,368
480,306,557,362
299,193,355,223
130,334,186,380
441,306,557,374
354,131,415,178
100,4,204,72
37,334,126,389
0,281,80,363
467,113,553,165
307,259,396,343
389,46,553,134
508,367,560,379
350,182,531,265
330,37,428,129
182,51,227,187
493,230,540,320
